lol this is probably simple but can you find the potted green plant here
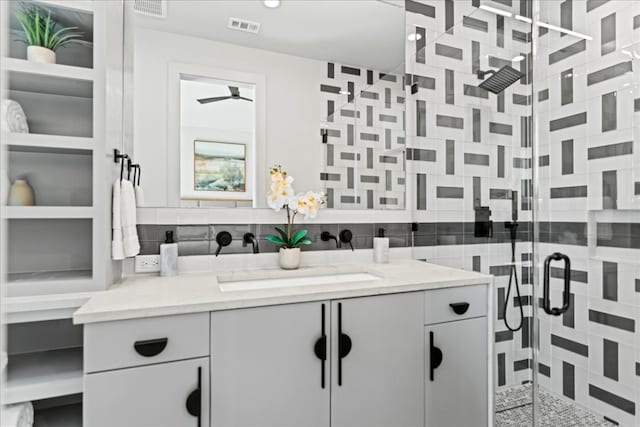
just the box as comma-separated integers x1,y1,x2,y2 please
265,165,325,270
14,3,85,64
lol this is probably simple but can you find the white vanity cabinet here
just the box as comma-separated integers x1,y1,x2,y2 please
81,281,491,427
210,301,331,427
330,293,424,427
84,357,209,427
210,292,424,427
423,285,489,427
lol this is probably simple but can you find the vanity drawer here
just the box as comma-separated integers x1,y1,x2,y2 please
424,284,487,325
84,313,209,373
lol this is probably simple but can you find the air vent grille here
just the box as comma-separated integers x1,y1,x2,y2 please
227,17,261,34
133,0,167,18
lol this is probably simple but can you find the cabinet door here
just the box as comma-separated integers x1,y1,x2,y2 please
331,292,424,427
84,357,209,427
211,301,330,427
425,318,488,427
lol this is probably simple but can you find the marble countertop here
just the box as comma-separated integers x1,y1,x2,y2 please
73,260,493,324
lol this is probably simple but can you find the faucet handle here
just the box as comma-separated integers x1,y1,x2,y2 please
339,229,354,251
320,231,340,248
215,231,233,256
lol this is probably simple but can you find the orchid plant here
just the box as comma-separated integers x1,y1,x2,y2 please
266,165,326,249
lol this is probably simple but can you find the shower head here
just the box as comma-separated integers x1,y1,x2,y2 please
477,65,523,94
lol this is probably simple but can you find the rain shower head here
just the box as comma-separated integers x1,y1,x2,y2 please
477,65,523,94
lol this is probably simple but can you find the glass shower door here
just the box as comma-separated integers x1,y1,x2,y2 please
532,1,639,426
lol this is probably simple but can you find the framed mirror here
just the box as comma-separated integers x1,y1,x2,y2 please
125,0,406,210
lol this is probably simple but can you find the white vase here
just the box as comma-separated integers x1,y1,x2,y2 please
8,179,34,206
27,46,56,64
279,247,301,270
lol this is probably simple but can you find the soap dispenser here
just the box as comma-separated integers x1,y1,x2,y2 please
160,230,178,277
373,228,390,263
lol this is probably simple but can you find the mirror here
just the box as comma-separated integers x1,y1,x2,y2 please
126,0,406,209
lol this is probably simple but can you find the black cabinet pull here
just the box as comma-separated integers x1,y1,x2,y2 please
133,338,168,357
449,302,470,315
186,366,202,427
337,302,352,386
543,252,571,316
429,331,443,381
313,304,327,389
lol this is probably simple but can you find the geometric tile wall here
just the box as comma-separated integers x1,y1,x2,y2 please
405,0,538,397
406,1,640,425
319,62,407,209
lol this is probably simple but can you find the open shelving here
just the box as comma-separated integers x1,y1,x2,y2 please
2,1,117,423
4,347,83,405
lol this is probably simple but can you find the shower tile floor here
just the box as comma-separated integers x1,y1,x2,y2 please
495,384,616,426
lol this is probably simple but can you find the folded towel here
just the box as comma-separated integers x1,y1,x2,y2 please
121,179,140,257
112,180,125,260
1,99,29,134
2,402,34,427
134,185,145,207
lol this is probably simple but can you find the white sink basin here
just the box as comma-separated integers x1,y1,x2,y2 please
219,272,381,292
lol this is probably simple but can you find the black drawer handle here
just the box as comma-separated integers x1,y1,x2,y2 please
133,338,168,357
314,304,327,389
429,331,443,381
449,302,470,315
186,366,202,427
337,302,352,386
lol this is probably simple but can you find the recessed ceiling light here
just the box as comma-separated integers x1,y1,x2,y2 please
407,33,422,41
479,4,512,17
263,0,280,8
339,90,351,95
512,55,525,62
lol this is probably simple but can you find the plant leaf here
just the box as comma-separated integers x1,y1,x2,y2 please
290,229,308,246
273,227,288,244
265,234,286,246
296,237,312,246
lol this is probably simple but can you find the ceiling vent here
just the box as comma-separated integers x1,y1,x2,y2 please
227,17,261,34
133,0,167,18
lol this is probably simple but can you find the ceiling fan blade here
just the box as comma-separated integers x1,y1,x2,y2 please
197,96,232,104
228,86,240,97
237,96,254,102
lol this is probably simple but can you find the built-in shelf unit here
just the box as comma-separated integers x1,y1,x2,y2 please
1,0,119,423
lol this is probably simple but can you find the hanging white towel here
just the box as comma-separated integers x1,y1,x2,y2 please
112,179,125,260
1,402,34,427
134,185,145,207
121,179,140,257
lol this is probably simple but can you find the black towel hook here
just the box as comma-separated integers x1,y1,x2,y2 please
114,149,129,182
131,164,141,186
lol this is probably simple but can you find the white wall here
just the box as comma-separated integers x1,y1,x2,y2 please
134,29,324,208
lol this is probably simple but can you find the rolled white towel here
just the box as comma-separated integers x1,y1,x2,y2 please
1,402,34,427
121,179,140,257
1,99,29,133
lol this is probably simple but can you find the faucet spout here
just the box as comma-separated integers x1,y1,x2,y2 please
320,231,340,248
243,233,260,254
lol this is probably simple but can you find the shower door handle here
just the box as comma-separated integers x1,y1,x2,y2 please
543,252,571,316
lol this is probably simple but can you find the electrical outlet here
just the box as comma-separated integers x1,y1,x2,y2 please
135,255,161,273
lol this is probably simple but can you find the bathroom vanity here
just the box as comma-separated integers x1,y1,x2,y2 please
74,260,493,427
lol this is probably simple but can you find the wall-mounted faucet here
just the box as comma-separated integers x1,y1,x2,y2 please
243,232,260,254
339,229,354,251
320,231,339,248
214,231,232,256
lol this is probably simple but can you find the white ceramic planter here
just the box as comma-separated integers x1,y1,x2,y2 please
27,46,56,64
279,247,301,270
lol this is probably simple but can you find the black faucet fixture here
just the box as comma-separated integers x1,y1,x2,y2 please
214,231,233,256
243,232,260,254
339,229,354,251
320,231,340,248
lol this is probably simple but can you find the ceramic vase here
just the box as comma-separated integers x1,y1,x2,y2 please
27,46,56,64
8,179,34,206
279,247,301,270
